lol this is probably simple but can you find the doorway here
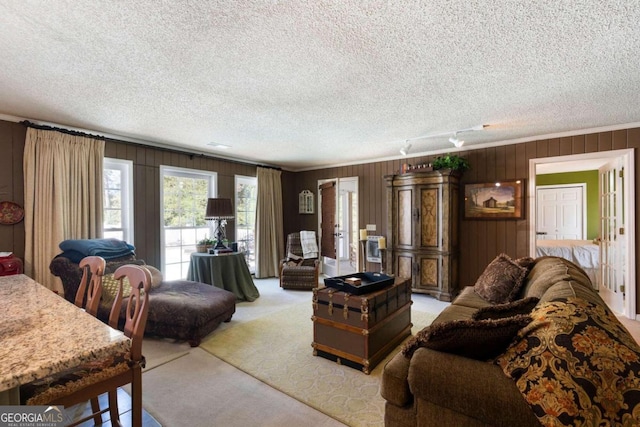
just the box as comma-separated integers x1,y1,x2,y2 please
318,177,359,278
529,149,636,318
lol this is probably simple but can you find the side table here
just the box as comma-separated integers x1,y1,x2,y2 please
187,252,259,302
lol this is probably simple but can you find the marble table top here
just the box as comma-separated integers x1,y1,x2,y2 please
0,274,131,392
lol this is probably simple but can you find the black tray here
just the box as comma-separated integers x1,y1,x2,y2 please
323,272,395,295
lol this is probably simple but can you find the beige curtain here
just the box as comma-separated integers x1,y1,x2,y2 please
24,128,104,293
254,167,284,278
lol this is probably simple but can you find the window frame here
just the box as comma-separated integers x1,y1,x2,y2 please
235,174,257,273
159,165,217,279
103,158,134,244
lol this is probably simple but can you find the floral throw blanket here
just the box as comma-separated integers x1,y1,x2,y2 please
496,297,640,426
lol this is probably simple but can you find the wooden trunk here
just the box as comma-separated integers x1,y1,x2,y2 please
311,277,412,374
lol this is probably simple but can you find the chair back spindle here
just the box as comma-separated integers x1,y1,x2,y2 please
76,256,106,317
112,265,151,362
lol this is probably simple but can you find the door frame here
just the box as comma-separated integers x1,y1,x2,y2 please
528,149,636,319
317,176,359,277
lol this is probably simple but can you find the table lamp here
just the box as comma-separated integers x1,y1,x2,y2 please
205,198,235,252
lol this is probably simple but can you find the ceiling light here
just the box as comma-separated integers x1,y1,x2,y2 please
449,133,464,148
207,142,231,149
400,141,411,156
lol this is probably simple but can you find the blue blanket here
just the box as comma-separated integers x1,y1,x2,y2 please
59,238,135,262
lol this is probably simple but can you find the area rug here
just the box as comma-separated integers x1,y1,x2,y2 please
200,302,436,427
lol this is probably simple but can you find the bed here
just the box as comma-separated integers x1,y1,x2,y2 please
535,239,600,288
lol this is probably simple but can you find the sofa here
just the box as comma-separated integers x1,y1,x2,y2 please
50,254,236,346
381,255,640,427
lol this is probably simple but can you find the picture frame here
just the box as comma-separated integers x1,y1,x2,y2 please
463,180,525,220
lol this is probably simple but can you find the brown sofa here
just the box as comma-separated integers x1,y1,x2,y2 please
50,254,236,346
381,256,640,427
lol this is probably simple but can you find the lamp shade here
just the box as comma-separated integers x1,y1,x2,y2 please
205,198,234,220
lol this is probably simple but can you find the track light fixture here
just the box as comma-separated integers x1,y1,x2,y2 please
400,141,411,156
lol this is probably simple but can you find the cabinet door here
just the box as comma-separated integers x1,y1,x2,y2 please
396,251,440,291
417,185,441,250
394,186,414,249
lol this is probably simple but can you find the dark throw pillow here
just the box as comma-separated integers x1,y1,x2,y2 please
514,256,535,271
402,315,532,361
472,297,540,320
474,253,528,304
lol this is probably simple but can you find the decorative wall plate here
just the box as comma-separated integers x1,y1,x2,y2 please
0,201,24,225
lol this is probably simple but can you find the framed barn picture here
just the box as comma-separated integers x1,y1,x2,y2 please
463,180,525,220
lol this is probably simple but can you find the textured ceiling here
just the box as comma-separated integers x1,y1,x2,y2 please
0,1,639,171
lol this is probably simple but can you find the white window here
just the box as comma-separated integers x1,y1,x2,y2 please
235,175,257,273
103,158,134,244
160,166,216,280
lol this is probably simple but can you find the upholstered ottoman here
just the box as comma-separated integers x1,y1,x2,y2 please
134,280,236,347
51,255,236,347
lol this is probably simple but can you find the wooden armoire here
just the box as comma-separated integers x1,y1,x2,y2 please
384,170,460,301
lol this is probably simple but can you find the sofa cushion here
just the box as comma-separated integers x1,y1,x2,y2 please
538,280,602,306
474,253,528,304
472,297,540,320
402,315,531,361
521,262,571,299
496,297,640,426
452,286,493,310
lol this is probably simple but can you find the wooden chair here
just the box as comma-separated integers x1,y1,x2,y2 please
75,255,106,424
22,264,151,427
75,255,106,317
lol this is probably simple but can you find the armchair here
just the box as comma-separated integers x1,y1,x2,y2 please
279,232,320,290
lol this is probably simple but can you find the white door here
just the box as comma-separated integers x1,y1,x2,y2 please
318,177,359,277
535,185,585,240
599,159,625,314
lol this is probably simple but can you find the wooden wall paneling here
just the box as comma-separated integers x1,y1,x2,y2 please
572,134,585,154
11,124,26,258
374,162,383,234
559,136,572,156
162,150,172,166
585,133,599,152
505,144,516,179
547,138,559,157
515,143,527,179
136,146,146,166
0,122,13,253
495,146,506,181
133,164,148,261
613,129,628,150
104,141,117,158
598,132,612,151
536,139,548,159
627,127,640,148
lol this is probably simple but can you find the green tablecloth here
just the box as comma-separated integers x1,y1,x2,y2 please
187,252,260,302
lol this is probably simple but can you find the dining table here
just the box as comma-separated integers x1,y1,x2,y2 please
0,274,131,405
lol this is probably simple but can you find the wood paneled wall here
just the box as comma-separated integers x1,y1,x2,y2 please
0,121,26,259
2,118,639,312
283,128,640,311
0,120,257,268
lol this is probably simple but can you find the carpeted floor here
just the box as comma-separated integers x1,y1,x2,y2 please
199,302,436,427
135,278,446,427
